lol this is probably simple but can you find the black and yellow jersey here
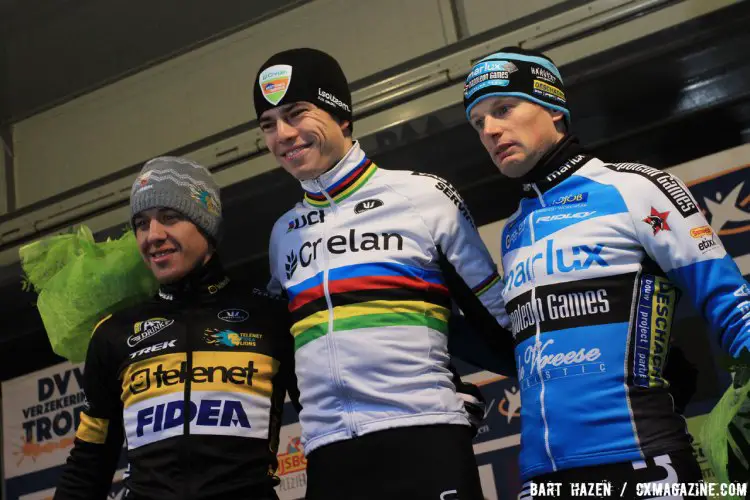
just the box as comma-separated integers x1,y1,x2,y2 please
54,257,297,500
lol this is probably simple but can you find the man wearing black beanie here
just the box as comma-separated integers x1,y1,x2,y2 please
255,48,516,499
464,46,750,498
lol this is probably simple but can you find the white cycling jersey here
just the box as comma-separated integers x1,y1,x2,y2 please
268,142,510,455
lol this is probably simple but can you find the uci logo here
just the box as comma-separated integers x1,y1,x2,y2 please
354,198,384,214
287,209,326,233
218,309,249,323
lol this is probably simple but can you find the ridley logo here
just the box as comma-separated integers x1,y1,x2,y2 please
354,199,384,214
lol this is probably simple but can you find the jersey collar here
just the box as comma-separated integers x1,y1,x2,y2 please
300,141,378,207
157,254,230,302
521,134,590,196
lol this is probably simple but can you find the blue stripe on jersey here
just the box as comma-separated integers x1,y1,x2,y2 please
668,255,750,357
502,177,629,254
533,178,629,242
286,261,446,300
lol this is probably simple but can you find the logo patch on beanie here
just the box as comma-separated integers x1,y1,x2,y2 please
189,185,220,216
533,80,566,104
259,64,292,105
464,60,518,99
136,171,151,186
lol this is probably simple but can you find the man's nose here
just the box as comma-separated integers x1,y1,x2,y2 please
483,116,504,137
146,220,167,242
276,119,298,141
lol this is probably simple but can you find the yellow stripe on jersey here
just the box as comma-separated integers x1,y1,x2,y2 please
92,314,113,335
290,300,450,338
76,413,109,444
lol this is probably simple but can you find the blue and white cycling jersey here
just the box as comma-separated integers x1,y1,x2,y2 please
501,143,750,480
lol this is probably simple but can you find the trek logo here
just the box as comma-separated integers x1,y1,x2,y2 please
218,309,249,323
129,360,258,394
504,241,609,292
129,340,177,360
285,229,404,279
287,210,326,233
643,207,671,235
536,210,596,223
354,198,383,214
128,318,174,348
136,398,250,437
551,192,588,205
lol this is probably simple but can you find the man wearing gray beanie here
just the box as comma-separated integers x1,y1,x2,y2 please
55,156,299,500
129,156,223,284
464,46,750,497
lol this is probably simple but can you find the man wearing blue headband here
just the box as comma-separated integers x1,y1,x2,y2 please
464,46,750,498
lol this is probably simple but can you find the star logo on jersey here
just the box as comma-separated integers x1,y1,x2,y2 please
643,207,671,235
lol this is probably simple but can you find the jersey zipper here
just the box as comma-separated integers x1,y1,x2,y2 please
183,305,194,500
529,182,557,472
315,180,358,438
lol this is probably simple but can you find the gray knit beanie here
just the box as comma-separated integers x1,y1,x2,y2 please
130,156,222,242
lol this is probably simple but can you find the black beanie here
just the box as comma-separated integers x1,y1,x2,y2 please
464,46,570,126
254,48,353,127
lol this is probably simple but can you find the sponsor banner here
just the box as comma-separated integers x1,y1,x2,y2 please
274,423,308,500
2,361,86,480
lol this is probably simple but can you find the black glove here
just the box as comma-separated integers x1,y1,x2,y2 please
663,345,698,414
450,364,486,437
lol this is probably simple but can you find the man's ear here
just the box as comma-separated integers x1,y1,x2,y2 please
549,110,567,134
339,119,352,137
